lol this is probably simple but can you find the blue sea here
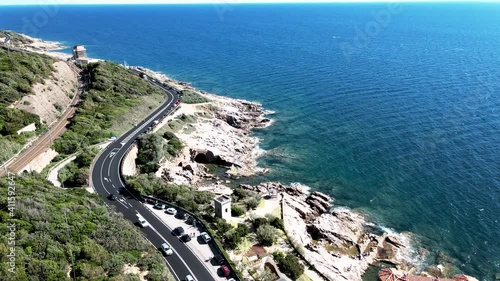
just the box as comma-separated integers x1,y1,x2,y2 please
1,3,499,280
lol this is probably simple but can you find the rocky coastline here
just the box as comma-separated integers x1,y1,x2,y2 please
126,67,475,281
8,32,478,281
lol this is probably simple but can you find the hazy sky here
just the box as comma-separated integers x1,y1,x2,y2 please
1,0,496,5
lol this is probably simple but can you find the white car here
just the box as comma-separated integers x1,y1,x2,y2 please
165,207,177,215
185,275,195,281
136,214,149,228
160,242,173,256
199,232,211,243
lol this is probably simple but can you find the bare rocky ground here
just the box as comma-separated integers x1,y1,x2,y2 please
12,61,78,125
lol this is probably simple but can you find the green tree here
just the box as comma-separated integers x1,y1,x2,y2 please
136,133,164,173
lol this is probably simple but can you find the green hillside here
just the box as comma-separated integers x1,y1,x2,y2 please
0,46,56,162
53,61,164,155
0,173,173,281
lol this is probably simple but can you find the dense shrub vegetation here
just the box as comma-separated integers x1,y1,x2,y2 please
136,134,164,174
0,47,55,160
250,216,282,247
256,224,277,246
179,90,209,104
125,174,213,215
1,31,34,45
0,173,173,281
135,132,184,173
273,251,305,280
58,147,98,187
54,61,164,155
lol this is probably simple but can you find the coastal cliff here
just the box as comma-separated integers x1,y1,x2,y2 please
131,67,474,281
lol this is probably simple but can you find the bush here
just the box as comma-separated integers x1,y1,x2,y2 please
232,188,250,200
235,223,250,237
136,133,164,173
256,224,277,246
231,205,245,217
162,131,176,140
245,197,260,210
75,147,99,167
65,168,89,187
180,90,209,104
53,103,63,112
273,251,304,280
166,137,183,157
257,268,278,281
266,214,285,230
252,217,269,229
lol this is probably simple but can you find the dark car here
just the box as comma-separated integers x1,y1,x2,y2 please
153,202,165,210
180,234,191,242
107,194,117,200
173,226,185,236
213,254,225,265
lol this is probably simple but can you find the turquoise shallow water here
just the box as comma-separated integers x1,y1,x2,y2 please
1,3,499,279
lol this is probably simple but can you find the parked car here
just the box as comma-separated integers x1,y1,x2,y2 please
153,202,165,210
165,207,177,215
213,254,225,265
173,226,185,236
160,242,173,256
180,234,191,243
220,265,230,277
199,232,211,243
185,275,195,281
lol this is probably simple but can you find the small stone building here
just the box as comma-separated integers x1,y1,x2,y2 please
72,45,87,59
214,195,231,221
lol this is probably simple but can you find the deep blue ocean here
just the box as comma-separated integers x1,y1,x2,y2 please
1,3,499,280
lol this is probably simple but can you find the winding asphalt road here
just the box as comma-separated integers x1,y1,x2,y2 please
90,73,216,281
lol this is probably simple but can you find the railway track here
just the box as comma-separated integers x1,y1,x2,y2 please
0,63,86,176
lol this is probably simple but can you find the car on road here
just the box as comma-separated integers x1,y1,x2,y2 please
165,207,177,215
180,234,191,243
136,214,149,228
173,226,185,236
185,275,195,281
107,193,117,200
153,202,165,210
220,265,230,277
160,242,173,256
199,232,211,243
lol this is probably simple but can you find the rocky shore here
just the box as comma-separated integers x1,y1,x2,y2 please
240,182,417,281
3,32,480,281
130,67,272,184
129,67,474,281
